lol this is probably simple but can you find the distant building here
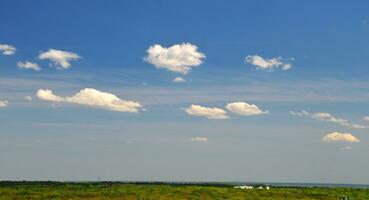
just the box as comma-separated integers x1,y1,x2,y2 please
234,185,271,190
234,185,254,189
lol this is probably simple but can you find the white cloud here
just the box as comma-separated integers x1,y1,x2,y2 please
0,100,8,107
25,96,33,101
145,43,205,74
173,77,186,83
245,55,292,71
322,132,360,143
185,104,228,119
36,88,143,113
17,61,41,71
364,116,369,121
190,137,208,142
290,110,368,129
0,44,16,55
226,101,267,116
38,49,80,69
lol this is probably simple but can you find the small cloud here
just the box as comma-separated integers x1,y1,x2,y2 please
38,49,80,69
173,77,186,83
0,44,16,55
282,63,292,70
226,101,268,116
341,146,352,150
144,43,205,74
190,137,208,142
185,104,228,119
322,132,360,143
25,96,33,101
36,88,143,113
0,100,8,107
363,116,369,121
245,55,293,71
17,61,41,71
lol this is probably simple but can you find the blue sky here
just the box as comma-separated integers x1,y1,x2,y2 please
1,0,369,183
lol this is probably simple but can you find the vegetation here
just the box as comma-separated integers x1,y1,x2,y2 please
0,181,368,200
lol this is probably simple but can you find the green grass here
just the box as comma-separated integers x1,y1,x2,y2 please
0,182,368,200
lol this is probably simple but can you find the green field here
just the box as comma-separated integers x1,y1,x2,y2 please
0,182,368,200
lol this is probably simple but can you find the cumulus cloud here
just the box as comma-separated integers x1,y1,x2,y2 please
364,116,369,121
173,77,186,83
36,88,143,112
322,132,360,143
0,44,16,55
185,104,228,119
38,49,80,69
290,110,368,129
190,137,208,142
17,61,41,71
0,100,8,107
226,101,268,116
245,55,293,71
145,43,205,74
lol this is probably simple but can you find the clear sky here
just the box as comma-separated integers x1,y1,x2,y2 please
1,0,369,184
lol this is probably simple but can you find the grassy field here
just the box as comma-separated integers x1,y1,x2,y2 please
0,182,368,200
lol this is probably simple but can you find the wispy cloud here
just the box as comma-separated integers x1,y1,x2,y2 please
245,55,293,71
290,110,368,129
37,88,143,113
145,43,205,74
39,49,80,69
341,146,352,150
190,137,208,142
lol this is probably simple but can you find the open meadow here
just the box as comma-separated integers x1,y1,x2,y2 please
0,182,368,200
